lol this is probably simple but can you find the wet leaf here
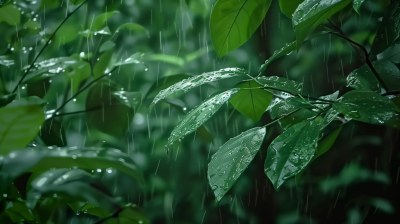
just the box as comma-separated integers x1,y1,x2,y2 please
314,126,342,158
93,50,113,78
116,22,149,36
113,53,145,69
258,41,297,75
143,54,185,67
0,4,20,26
210,0,272,56
265,119,324,189
168,89,239,146
0,104,45,155
230,81,272,122
333,90,400,128
279,0,304,18
0,147,143,183
208,127,266,201
256,76,303,95
3,201,34,223
152,68,246,105
27,169,119,210
146,74,191,100
0,55,14,67
92,11,119,31
23,57,78,82
377,44,400,63
353,0,366,13
292,0,351,44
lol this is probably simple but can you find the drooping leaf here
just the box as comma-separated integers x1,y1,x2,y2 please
146,74,191,100
346,61,400,91
258,41,297,75
0,147,143,183
230,81,272,122
208,127,266,201
152,68,246,105
256,76,303,95
0,4,20,26
27,169,119,210
210,0,272,56
333,90,400,128
292,0,351,44
167,89,239,146
371,1,400,55
278,0,304,18
92,11,119,31
353,0,366,13
377,44,400,64
116,22,149,37
0,104,45,155
314,126,342,158
93,50,113,78
113,53,145,68
265,119,324,189
23,57,78,82
143,54,185,67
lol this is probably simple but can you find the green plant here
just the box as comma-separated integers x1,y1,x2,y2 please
152,0,400,203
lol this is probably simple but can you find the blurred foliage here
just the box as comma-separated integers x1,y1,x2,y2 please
0,0,399,224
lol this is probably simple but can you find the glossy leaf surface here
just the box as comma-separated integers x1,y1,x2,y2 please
256,76,303,95
208,127,266,201
210,0,271,56
168,89,238,146
265,119,323,189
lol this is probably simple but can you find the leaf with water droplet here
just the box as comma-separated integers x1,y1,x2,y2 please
292,0,351,45
168,89,239,146
208,127,266,201
278,0,304,18
23,57,78,82
352,0,366,13
152,68,246,105
333,90,400,128
265,119,324,189
259,41,296,75
314,126,342,159
210,0,272,56
256,76,303,95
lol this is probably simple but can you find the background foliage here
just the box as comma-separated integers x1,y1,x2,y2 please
0,0,399,223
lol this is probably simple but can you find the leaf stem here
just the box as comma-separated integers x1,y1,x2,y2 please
11,0,88,94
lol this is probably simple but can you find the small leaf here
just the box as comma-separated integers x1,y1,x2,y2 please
0,4,20,26
279,0,304,18
0,55,14,67
167,89,239,146
145,74,191,100
210,0,272,56
314,126,342,158
23,57,78,82
152,68,246,105
113,53,145,68
258,41,297,75
93,50,113,78
208,127,266,201
116,22,149,37
143,54,185,67
377,44,400,63
3,201,34,223
333,90,400,128
256,76,303,95
353,0,366,13
230,81,272,122
92,11,119,31
0,147,143,183
292,0,351,44
265,119,324,189
0,104,45,155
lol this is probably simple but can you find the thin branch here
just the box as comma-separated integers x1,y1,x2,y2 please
12,0,88,93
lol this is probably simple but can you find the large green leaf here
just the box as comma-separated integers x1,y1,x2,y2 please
23,57,78,82
314,126,342,158
230,81,272,122
265,119,324,189
377,44,400,64
146,74,191,100
152,68,246,105
208,127,266,201
278,0,303,18
210,0,272,56
292,0,351,44
346,61,400,91
0,147,143,183
167,89,239,146
256,76,303,95
0,105,45,155
0,4,20,26
258,41,297,75
333,91,400,128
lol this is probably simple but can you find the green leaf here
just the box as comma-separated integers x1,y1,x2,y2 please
0,55,14,67
279,0,303,18
256,76,303,95
314,126,342,158
210,0,272,56
0,104,45,155
92,11,119,31
152,68,246,105
93,50,113,78
68,61,91,94
3,201,34,223
116,22,149,37
143,54,185,67
292,0,351,44
167,89,239,146
258,41,297,75
346,61,400,91
230,81,272,122
146,74,191,100
208,127,266,201
0,147,143,183
0,4,20,26
371,2,400,55
333,91,400,128
23,57,78,82
27,169,120,210
39,118,66,147
113,53,145,68
265,119,324,189
377,44,400,64
353,0,366,13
